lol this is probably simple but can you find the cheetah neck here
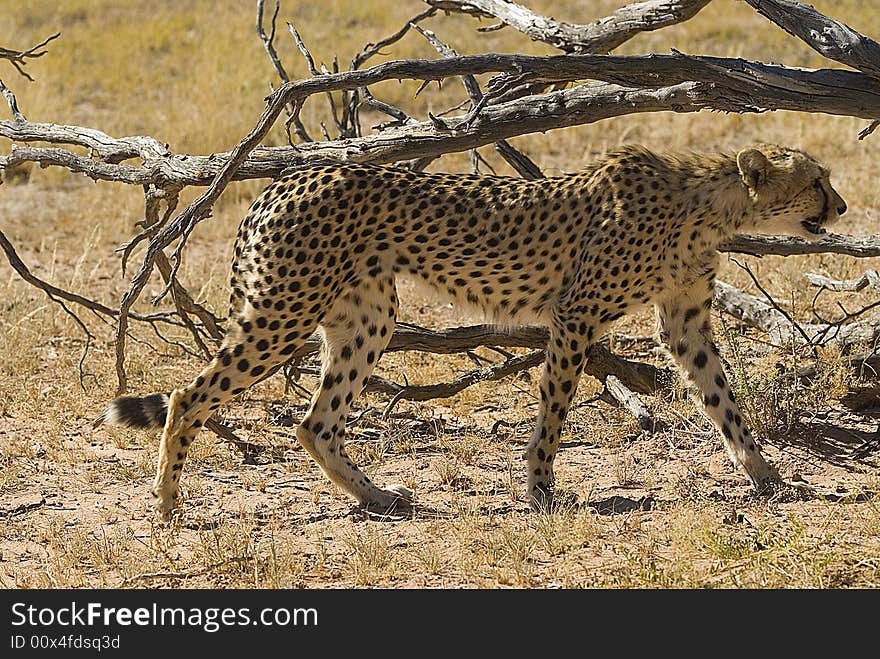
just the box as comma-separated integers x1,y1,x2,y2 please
673,153,753,247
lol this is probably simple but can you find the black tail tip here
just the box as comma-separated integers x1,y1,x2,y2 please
94,392,170,429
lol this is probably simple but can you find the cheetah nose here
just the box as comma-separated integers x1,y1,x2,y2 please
837,200,847,216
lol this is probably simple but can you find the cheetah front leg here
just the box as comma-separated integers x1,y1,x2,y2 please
656,291,780,492
524,315,592,512
296,275,411,512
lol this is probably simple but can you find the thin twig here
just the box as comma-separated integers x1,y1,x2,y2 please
352,7,437,70
348,6,437,136
858,119,879,140
470,147,495,174
0,78,25,121
287,21,346,138
732,258,816,348
807,271,880,341
376,350,547,417
256,0,311,142
0,228,185,329
118,556,251,587
409,21,543,178
0,32,61,81
360,86,413,127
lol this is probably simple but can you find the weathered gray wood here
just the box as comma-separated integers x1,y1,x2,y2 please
605,375,657,431
0,79,24,122
426,0,711,53
4,50,880,187
745,0,880,79
4,47,879,180
805,270,880,294
714,280,792,340
722,233,880,258
409,21,543,178
715,281,880,349
0,121,168,162
3,81,713,185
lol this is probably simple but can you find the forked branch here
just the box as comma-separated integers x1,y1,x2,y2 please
0,32,61,81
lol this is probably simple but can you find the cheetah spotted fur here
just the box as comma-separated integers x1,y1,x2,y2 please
97,143,846,518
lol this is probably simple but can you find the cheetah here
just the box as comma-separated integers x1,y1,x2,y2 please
96,143,846,518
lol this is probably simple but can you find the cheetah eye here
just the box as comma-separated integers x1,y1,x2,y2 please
797,179,820,195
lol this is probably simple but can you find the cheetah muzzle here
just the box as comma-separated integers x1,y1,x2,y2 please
95,143,846,518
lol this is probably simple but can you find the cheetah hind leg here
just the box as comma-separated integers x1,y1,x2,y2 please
524,316,592,513
150,297,324,520
296,275,412,512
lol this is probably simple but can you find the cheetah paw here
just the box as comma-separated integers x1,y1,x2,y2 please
753,473,815,501
362,484,413,513
528,483,554,513
151,489,179,522
748,465,783,495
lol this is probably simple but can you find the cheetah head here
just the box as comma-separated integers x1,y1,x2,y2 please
736,144,847,240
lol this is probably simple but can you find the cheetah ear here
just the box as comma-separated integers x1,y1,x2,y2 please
736,148,772,193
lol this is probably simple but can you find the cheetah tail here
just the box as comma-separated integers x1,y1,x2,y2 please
93,393,170,429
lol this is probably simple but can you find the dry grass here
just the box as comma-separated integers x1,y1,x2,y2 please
1,0,880,589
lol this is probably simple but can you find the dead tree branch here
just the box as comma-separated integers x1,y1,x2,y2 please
261,323,672,399
256,0,312,142
744,0,880,79
0,228,198,384
348,7,438,138
0,32,61,81
603,375,657,431
806,270,880,336
409,21,543,178
721,232,880,258
0,228,186,330
425,0,711,53
0,78,24,122
859,120,880,140
374,350,546,416
352,7,438,70
744,0,880,139
805,270,880,294
383,325,673,393
0,122,170,163
3,44,880,184
140,185,223,354
0,33,59,124
715,280,880,350
2,50,878,179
